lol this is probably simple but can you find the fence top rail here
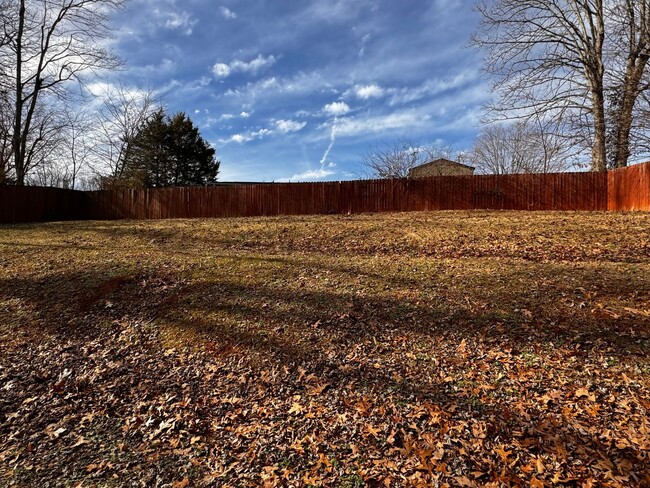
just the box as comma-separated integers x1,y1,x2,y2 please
608,160,650,173
3,163,649,195
80,168,617,193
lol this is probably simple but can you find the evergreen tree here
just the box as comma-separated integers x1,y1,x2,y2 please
123,110,219,188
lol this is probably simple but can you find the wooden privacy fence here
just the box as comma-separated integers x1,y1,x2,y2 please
1,162,649,224
84,171,609,220
608,162,650,211
0,186,88,224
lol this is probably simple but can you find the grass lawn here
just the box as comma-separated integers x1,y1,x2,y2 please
0,211,649,487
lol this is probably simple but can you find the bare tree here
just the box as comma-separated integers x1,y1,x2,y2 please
0,91,12,183
472,0,650,171
57,106,93,188
92,83,160,181
470,120,572,175
633,88,650,158
0,0,123,185
0,3,16,183
361,138,459,179
606,1,650,168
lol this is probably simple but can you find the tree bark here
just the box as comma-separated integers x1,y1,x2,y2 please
592,90,608,172
12,0,25,185
612,1,650,168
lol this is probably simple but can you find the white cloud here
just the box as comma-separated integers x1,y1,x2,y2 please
388,72,476,106
324,101,350,116
240,111,251,118
252,128,271,137
85,82,153,103
221,127,271,144
275,119,307,133
298,1,369,24
277,168,336,183
223,72,330,100
354,84,385,99
213,63,231,78
232,54,277,73
220,119,305,145
127,58,176,77
219,6,237,19
358,33,371,58
230,134,249,144
163,11,197,35
213,54,277,78
334,110,431,137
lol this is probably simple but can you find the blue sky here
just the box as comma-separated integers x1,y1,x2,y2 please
108,0,487,182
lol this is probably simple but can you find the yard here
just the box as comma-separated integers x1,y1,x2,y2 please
0,211,649,487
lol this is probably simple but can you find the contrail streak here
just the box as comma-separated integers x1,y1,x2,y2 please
319,117,338,169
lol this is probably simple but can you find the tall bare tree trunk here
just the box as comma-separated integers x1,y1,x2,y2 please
12,0,25,185
612,1,650,168
592,92,608,172
613,88,638,168
586,3,607,172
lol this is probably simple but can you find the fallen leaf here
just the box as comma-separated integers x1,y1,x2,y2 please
172,478,189,488
288,402,303,415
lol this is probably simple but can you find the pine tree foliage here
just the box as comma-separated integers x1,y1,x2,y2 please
123,110,219,188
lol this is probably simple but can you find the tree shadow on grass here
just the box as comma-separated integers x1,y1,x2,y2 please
1,262,649,484
0,253,648,355
159,269,650,356
155,277,649,483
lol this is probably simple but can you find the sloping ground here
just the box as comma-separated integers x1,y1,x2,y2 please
0,211,649,487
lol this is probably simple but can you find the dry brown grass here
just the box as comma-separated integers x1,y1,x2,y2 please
0,211,649,486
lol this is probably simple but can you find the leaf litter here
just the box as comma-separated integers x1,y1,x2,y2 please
0,211,649,486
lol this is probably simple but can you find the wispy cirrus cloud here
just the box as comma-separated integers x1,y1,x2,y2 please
159,10,197,35
213,54,277,78
223,71,334,100
220,118,307,144
387,71,478,106
330,110,431,137
277,167,336,183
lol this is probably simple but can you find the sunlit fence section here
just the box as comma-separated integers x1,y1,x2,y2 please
608,162,650,211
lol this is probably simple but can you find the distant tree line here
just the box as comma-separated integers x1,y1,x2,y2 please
363,1,650,179
472,0,650,172
0,0,218,189
361,119,571,178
